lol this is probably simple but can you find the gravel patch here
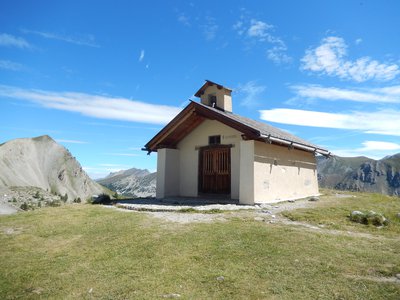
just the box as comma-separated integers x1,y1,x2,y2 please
110,197,318,224
116,202,259,212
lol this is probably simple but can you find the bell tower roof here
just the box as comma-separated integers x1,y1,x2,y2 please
195,80,233,113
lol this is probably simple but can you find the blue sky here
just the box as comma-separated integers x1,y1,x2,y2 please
1,0,400,179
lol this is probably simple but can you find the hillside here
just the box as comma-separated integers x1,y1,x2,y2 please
317,153,400,196
0,135,105,201
97,168,156,197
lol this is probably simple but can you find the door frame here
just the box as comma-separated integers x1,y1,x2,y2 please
198,145,232,195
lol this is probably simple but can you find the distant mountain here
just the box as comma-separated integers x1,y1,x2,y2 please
0,135,105,201
317,153,400,196
97,168,156,198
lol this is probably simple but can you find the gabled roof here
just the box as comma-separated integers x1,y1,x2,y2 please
194,80,232,97
143,101,330,156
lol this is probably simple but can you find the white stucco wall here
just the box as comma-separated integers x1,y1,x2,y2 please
253,141,319,203
156,148,180,198
239,140,254,204
177,119,242,198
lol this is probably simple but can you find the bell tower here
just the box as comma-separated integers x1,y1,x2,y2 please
194,80,233,113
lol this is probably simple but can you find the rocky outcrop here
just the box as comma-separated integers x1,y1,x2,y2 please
317,154,400,196
0,135,105,201
97,168,156,198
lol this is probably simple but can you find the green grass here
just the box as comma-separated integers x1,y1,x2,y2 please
282,189,400,237
0,192,399,299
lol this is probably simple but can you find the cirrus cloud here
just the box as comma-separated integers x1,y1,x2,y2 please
259,108,400,136
332,140,400,159
0,33,31,49
0,85,181,125
290,84,400,104
301,36,399,82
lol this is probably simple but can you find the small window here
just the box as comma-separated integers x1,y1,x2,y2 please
209,135,221,145
208,95,217,107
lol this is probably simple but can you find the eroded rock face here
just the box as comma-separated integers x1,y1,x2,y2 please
97,168,156,198
0,135,105,201
317,154,400,196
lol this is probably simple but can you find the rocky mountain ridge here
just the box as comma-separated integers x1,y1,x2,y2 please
0,135,105,202
317,153,400,196
97,168,156,198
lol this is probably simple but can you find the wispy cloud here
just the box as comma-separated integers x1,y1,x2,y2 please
301,36,399,82
267,46,292,64
0,33,31,49
291,84,400,104
55,139,88,144
21,29,99,47
0,59,25,71
138,49,145,62
332,141,400,159
236,81,266,107
201,16,218,41
0,85,181,125
259,108,400,136
234,18,291,64
247,20,274,41
177,12,190,26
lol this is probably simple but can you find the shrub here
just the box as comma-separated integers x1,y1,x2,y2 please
20,202,29,211
33,191,40,199
61,193,68,203
92,193,112,205
73,197,81,203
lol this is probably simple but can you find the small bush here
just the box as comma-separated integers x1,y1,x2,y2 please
73,197,81,203
92,193,112,205
61,193,68,203
33,191,40,199
20,202,29,211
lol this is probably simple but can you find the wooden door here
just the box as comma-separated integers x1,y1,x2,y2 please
199,147,231,194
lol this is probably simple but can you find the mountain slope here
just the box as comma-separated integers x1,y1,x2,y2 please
97,168,156,197
0,135,105,200
317,154,400,196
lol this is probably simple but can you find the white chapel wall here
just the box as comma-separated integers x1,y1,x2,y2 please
177,119,242,198
253,141,319,203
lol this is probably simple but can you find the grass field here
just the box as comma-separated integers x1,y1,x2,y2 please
1,190,399,299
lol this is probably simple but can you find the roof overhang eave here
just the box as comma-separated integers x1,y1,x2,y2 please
260,134,331,157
